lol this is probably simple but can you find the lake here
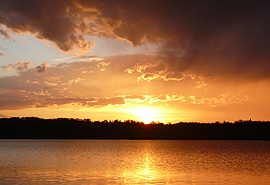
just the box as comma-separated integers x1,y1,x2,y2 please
0,140,269,184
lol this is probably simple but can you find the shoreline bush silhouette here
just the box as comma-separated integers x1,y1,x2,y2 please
0,117,269,140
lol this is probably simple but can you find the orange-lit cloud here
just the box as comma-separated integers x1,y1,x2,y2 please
1,61,31,71
149,94,186,104
189,93,250,107
125,59,210,89
124,95,148,103
0,54,268,122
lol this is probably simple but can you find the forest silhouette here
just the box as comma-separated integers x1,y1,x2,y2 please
0,117,269,140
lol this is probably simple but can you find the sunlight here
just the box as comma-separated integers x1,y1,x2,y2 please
131,106,161,124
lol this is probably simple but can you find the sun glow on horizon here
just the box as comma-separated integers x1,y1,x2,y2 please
130,106,165,124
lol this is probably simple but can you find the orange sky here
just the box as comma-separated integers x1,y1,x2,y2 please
0,1,269,123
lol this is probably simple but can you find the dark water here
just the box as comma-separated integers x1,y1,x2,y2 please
0,140,269,184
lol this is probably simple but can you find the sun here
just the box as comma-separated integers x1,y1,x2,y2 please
131,106,161,124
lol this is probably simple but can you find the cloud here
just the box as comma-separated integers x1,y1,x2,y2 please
1,65,12,71
90,1,270,62
0,27,11,39
36,97,124,108
0,1,95,54
84,97,125,107
149,94,186,104
0,58,129,110
124,58,210,88
0,113,9,118
0,92,125,110
0,1,269,76
97,61,110,71
75,55,104,61
61,78,84,86
14,61,31,70
124,95,147,102
189,93,250,107
0,54,268,122
36,62,50,74
54,55,104,62
124,94,186,105
1,61,31,71
97,61,110,67
0,46,6,56
104,1,270,82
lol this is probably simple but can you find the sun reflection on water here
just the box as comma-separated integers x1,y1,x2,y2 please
137,155,153,180
1,140,270,184
120,146,164,184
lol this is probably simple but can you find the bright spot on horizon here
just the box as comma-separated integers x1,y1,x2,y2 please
131,106,163,124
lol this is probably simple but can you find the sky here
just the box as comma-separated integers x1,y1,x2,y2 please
0,0,269,123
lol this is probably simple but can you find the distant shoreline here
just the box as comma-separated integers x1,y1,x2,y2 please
1,117,269,140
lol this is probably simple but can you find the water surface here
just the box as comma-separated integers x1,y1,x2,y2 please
0,140,269,184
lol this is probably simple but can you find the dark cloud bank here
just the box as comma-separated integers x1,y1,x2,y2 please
0,0,269,80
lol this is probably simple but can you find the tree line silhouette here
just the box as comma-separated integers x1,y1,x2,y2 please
0,117,269,140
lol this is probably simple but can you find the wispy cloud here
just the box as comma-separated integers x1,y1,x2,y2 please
189,93,250,107
149,94,186,104
54,55,104,62
1,61,31,71
0,46,6,56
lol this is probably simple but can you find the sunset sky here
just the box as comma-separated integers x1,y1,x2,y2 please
0,0,269,123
